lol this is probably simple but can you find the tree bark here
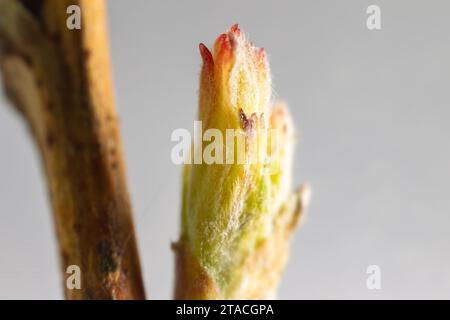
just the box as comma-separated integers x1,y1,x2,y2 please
0,0,145,299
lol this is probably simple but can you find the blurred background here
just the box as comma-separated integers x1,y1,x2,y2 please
1,0,450,299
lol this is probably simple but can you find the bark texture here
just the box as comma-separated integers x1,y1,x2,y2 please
0,0,145,299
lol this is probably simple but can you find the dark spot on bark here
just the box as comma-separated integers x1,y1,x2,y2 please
83,49,91,60
73,141,84,153
46,102,53,112
19,0,44,21
46,132,55,147
51,33,62,45
97,241,118,274
22,54,33,67
111,162,118,170
73,222,82,234
61,251,69,267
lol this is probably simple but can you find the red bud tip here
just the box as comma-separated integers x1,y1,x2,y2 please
230,24,241,36
217,33,231,50
257,48,266,60
199,43,213,64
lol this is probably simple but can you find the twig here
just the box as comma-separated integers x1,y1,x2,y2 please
0,0,145,299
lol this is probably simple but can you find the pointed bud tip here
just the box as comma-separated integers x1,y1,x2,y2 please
258,48,266,58
213,33,236,63
230,24,241,36
217,33,232,50
199,43,213,64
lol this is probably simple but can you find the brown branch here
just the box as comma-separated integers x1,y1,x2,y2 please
0,0,145,299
